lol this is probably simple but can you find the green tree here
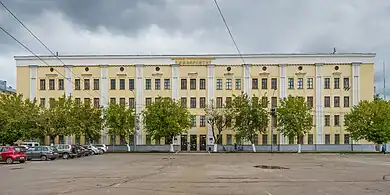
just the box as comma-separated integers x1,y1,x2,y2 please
142,97,191,151
277,95,313,148
103,103,134,144
74,102,103,144
344,99,390,145
231,93,269,151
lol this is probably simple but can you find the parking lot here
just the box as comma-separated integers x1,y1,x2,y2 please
1,153,390,195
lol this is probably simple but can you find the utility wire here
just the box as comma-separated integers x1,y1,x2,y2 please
213,0,246,65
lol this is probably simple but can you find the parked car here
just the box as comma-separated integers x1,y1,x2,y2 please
26,146,59,161
55,144,78,159
79,145,92,156
85,145,102,155
0,146,27,164
21,141,40,149
92,144,107,153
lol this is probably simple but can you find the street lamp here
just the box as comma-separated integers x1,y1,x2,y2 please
130,89,137,151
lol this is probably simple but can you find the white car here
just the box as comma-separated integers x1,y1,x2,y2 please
92,144,107,153
86,145,102,155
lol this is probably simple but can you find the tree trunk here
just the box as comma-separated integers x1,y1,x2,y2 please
252,143,256,152
213,144,218,152
169,135,174,152
298,144,302,153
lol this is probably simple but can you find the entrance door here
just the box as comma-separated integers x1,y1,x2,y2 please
181,135,187,151
190,135,197,151
200,135,207,151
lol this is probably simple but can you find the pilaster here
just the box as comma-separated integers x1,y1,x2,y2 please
64,65,73,145
278,64,287,144
243,64,251,97
29,64,37,101
135,64,144,144
171,64,179,100
100,64,109,144
352,62,361,144
315,63,324,144
207,64,215,144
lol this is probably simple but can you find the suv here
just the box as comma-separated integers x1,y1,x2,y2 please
55,144,78,159
26,146,58,161
0,146,27,164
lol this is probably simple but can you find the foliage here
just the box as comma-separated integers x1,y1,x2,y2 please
142,97,191,143
344,99,390,144
276,95,313,143
74,102,102,144
103,103,134,144
205,99,232,144
374,93,382,101
230,93,269,144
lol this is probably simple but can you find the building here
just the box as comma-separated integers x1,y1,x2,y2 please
0,80,16,94
15,53,375,148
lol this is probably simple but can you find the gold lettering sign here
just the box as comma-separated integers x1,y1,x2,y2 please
172,57,214,65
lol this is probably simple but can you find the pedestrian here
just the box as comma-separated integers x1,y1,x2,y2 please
381,145,386,154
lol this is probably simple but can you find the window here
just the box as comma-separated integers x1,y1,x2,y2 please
261,96,268,108
129,79,134,90
288,78,294,89
343,77,350,89
110,79,116,90
164,79,170,89
297,78,303,89
325,134,330,144
199,97,206,108
324,96,330,107
261,78,267,89
84,79,90,90
145,79,151,90
227,134,232,145
75,98,81,105
344,134,350,144
94,79,99,90
49,98,55,108
216,79,222,90
39,98,45,108
216,97,223,108
307,78,313,89
235,79,241,90
226,97,232,107
324,78,330,89
262,135,268,145
252,78,258,89
145,98,152,106
84,98,91,105
49,79,55,90
181,97,187,108
334,96,340,107
344,96,350,107
334,115,340,126
120,98,126,106
199,79,206,90
308,134,314,144
226,79,232,90
39,79,46,90
190,115,196,127
271,97,277,108
307,96,313,108
190,97,196,108
334,78,340,89
271,78,277,89
155,79,161,90
190,79,196,89
181,79,187,90
200,115,206,127
110,98,116,104
325,115,330,126
272,134,277,145
75,79,80,90
58,79,64,90
335,134,340,144
93,98,100,108
129,98,135,108
119,79,125,90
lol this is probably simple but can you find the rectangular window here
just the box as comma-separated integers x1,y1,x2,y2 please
39,98,45,108
226,79,232,90
164,79,170,89
324,96,330,107
271,78,277,89
129,98,135,108
235,79,241,90
297,78,303,89
181,79,187,90
227,134,232,145
324,78,330,89
190,115,196,127
216,97,223,108
325,134,330,144
308,134,314,144
181,97,187,108
335,134,340,144
200,115,206,127
155,79,161,90
334,115,340,126
344,96,350,107
288,78,294,89
75,98,81,105
334,96,340,107
262,135,268,145
110,79,116,90
307,96,313,108
84,79,90,90
272,134,277,145
343,77,350,89
129,79,134,90
190,97,196,108
39,79,46,90
58,79,64,90
226,97,232,107
261,96,268,108
199,79,206,90
334,78,340,89
145,98,152,106
48,98,55,108
190,79,196,89
261,78,268,89
119,79,125,90
49,79,55,90
307,78,313,89
199,97,206,108
94,79,99,90
216,79,223,90
271,97,277,108
75,79,81,90
110,98,116,104
252,78,258,89
325,115,330,126
120,98,126,107
84,98,91,105
145,79,151,90
344,134,350,144
93,98,100,108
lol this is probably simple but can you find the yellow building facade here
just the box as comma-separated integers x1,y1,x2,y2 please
15,53,375,148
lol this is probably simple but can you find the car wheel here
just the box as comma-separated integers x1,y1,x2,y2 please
6,158,13,164
41,155,47,161
19,160,25,163
63,153,69,159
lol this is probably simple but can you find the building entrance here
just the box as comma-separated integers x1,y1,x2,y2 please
190,135,197,151
200,135,207,151
181,135,187,151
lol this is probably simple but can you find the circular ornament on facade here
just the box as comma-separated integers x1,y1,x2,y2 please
262,66,267,71
227,67,231,71
85,67,89,72
298,66,303,71
334,66,339,70
50,68,54,72
120,67,124,72
155,67,160,71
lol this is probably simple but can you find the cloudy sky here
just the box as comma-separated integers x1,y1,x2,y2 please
1,0,389,97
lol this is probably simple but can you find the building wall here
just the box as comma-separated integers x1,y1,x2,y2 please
15,53,375,146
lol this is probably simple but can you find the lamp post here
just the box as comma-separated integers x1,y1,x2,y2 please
130,90,137,151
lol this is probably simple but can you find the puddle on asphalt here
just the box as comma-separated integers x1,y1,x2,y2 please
254,165,289,169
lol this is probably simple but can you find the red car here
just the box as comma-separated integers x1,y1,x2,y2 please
0,146,27,164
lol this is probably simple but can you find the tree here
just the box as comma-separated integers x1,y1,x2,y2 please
103,103,134,144
142,97,191,152
344,99,390,145
74,102,103,144
231,93,269,151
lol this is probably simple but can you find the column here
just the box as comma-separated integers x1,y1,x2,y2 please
278,64,287,144
171,64,179,100
243,64,251,96
29,64,37,101
352,62,361,144
207,64,215,145
64,65,73,145
100,64,109,144
315,63,324,144
135,64,144,144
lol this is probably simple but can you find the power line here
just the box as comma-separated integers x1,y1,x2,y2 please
213,0,246,65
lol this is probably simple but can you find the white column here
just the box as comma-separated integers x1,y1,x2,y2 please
352,62,361,144
135,64,144,144
315,63,324,144
171,64,179,100
100,65,109,144
243,64,251,96
207,64,215,145
279,64,287,144
64,65,73,145
29,64,37,101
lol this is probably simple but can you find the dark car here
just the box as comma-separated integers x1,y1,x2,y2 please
26,146,59,161
0,146,26,164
